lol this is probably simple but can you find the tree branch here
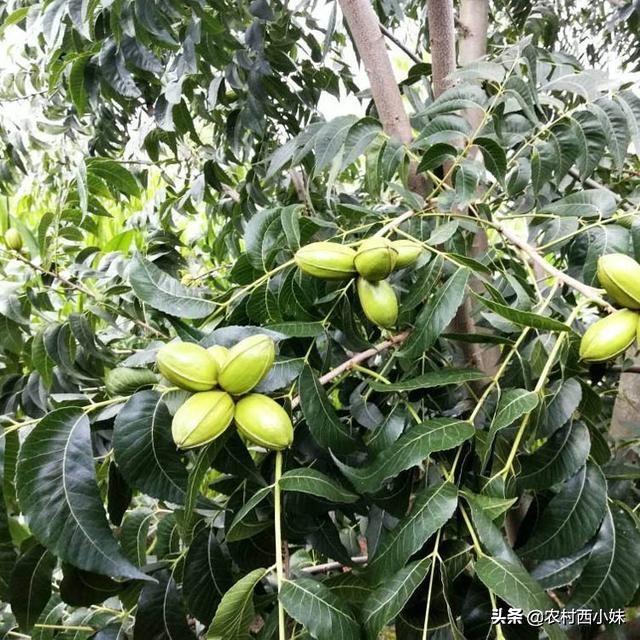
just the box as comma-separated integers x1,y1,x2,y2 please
301,555,368,574
290,330,411,409
494,222,614,311
378,23,422,65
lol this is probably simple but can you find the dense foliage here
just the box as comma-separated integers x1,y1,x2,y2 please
1,1,640,639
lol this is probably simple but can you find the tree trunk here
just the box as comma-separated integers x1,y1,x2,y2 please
426,0,457,96
338,0,413,144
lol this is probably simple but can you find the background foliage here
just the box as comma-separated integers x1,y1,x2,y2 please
1,0,640,639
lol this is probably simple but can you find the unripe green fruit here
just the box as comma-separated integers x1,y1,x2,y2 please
357,278,398,328
105,367,158,397
156,342,219,391
579,309,639,362
234,393,293,450
393,240,423,268
218,334,275,395
354,237,398,281
295,242,357,280
4,228,23,251
172,390,234,448
208,345,230,371
597,254,640,309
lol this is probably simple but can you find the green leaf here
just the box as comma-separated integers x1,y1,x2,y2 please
491,389,539,433
465,494,522,565
567,505,640,610
313,115,359,173
474,137,507,184
68,55,89,114
483,389,539,465
183,526,234,627
361,558,432,640
16,408,148,581
86,158,140,197
134,570,194,640
254,357,305,394
460,491,516,521
415,114,471,145
519,463,607,560
341,117,383,167
474,293,571,332
0,486,16,599
368,368,486,392
280,468,358,503
265,321,325,338
9,543,56,632
518,422,591,490
421,84,487,117
530,545,593,589
113,390,190,504
244,208,282,271
537,378,582,439
400,267,469,358
298,366,357,454
226,486,273,542
120,507,152,566
59,564,124,607
539,189,617,218
182,439,227,540
207,568,268,640
591,98,629,170
367,482,458,582
32,329,55,387
335,418,473,494
417,142,457,173
475,556,550,613
279,577,361,640
129,253,217,319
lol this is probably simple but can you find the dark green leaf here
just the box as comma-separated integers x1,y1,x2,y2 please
183,525,233,627
129,254,217,319
368,368,486,392
475,556,550,613
280,577,360,640
519,463,607,560
9,543,56,632
134,570,194,640
367,482,457,582
518,422,590,490
113,390,190,504
207,568,267,640
361,558,432,640
299,366,357,454
336,419,473,493
279,468,358,503
16,408,148,580
567,505,640,610
400,267,469,358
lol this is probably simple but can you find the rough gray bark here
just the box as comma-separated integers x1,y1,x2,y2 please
338,0,413,144
426,0,457,96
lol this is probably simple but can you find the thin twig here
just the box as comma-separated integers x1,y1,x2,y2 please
301,555,368,574
378,23,422,65
290,330,411,409
493,222,615,311
6,249,168,337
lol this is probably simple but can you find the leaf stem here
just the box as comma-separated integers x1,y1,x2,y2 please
274,450,286,640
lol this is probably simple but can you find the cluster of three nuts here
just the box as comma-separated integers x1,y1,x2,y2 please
157,335,293,450
294,238,422,328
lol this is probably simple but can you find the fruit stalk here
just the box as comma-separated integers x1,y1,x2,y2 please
274,450,286,640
